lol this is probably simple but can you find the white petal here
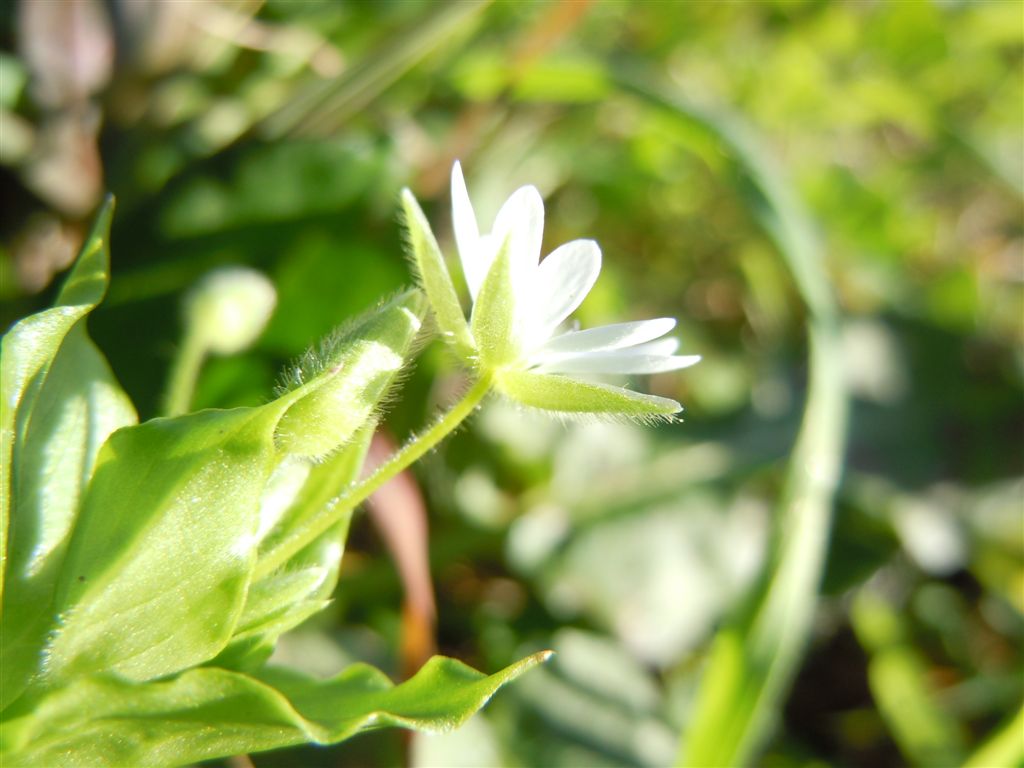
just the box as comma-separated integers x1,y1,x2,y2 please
535,318,677,360
451,161,485,298
529,239,601,343
468,233,503,301
537,350,701,375
492,185,544,288
627,337,680,356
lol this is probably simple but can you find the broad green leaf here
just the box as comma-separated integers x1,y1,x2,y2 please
43,406,284,684
401,190,473,354
274,291,425,459
470,236,517,368
496,369,680,419
214,590,331,672
0,197,137,710
40,293,424,687
1,653,552,768
234,569,330,638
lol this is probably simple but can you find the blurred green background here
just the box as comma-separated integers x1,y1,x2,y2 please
1,1,1021,766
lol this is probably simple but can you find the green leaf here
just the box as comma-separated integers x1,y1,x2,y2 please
258,427,373,562
35,291,425,687
1,653,552,768
401,190,473,355
273,291,425,459
0,197,137,710
2,217,425,708
43,406,285,685
216,429,376,670
234,569,331,638
470,236,518,369
495,369,681,419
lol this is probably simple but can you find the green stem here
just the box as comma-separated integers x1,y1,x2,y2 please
163,331,206,417
607,69,847,767
254,374,493,579
965,705,1024,768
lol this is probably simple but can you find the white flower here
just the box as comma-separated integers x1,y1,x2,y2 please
401,162,700,419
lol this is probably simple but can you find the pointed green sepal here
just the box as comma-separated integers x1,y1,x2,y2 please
470,235,519,369
401,190,474,355
495,369,681,420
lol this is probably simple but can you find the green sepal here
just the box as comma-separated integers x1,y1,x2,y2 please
470,235,518,369
495,369,681,419
0,653,552,768
401,190,474,355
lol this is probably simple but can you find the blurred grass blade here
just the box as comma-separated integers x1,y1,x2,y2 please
260,1,489,139
852,590,967,766
611,71,848,767
964,704,1024,768
945,125,1024,203
614,73,835,322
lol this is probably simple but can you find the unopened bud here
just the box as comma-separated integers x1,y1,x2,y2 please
186,267,277,355
274,291,424,459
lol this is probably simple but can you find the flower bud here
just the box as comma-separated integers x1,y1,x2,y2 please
186,267,277,355
274,291,425,459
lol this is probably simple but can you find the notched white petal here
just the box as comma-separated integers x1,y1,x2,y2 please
452,161,485,299
493,185,545,283
624,337,680,357
535,318,677,360
537,351,701,375
530,239,602,342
